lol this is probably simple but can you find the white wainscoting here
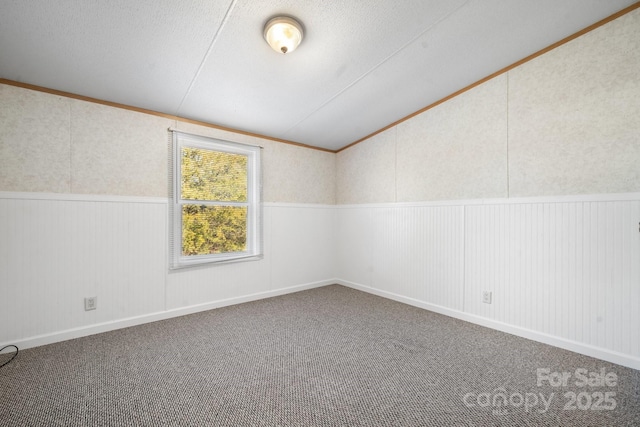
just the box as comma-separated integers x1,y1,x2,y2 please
3,191,639,370
165,203,336,310
337,205,465,311
0,193,336,350
336,194,640,370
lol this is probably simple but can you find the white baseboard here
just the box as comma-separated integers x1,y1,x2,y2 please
6,278,639,372
336,279,640,371
2,279,335,352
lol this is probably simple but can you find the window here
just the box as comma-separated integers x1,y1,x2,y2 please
169,131,262,269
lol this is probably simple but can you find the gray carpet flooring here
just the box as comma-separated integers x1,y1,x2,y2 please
1,285,639,426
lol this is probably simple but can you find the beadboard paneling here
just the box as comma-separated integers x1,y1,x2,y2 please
0,196,166,343
3,192,639,368
336,207,375,287
465,200,640,357
336,195,640,368
270,205,336,289
0,195,337,347
165,205,337,309
338,205,464,311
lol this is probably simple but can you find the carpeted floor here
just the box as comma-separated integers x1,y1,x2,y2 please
1,285,639,426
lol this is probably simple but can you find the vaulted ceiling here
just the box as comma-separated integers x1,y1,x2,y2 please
0,0,636,151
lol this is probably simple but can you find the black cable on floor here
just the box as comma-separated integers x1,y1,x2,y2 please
0,345,18,368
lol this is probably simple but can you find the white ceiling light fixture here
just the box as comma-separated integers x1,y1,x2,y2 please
263,16,304,54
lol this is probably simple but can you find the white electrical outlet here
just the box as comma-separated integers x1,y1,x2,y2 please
84,297,97,311
482,291,492,304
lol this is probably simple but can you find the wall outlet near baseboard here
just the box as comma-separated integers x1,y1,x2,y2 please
84,297,97,311
482,291,492,304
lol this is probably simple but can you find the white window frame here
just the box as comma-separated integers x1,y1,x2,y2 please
169,131,262,269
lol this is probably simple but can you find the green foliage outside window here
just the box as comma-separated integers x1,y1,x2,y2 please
181,148,248,256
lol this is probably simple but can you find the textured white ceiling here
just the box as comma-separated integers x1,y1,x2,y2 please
0,0,636,151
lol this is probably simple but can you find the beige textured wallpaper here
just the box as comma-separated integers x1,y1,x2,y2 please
261,140,336,205
337,8,640,204
0,85,72,193
0,84,336,204
70,100,172,197
508,9,640,197
336,128,397,204
396,75,508,202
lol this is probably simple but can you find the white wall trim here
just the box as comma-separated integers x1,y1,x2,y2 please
0,191,167,204
1,279,336,352
264,202,336,209
5,191,637,208
336,192,640,209
0,192,339,208
337,279,640,371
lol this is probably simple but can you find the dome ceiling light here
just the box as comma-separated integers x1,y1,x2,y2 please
263,16,304,54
